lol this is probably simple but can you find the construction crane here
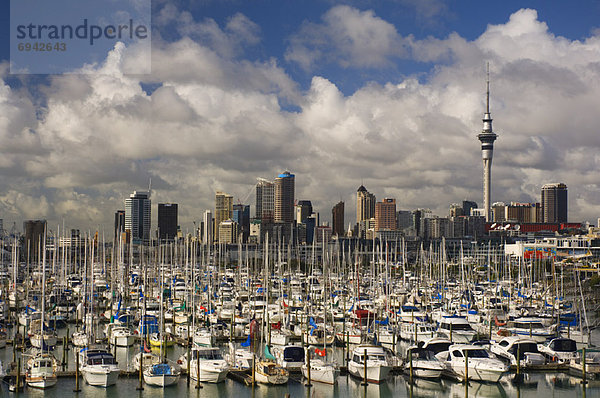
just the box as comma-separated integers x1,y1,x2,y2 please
238,177,272,205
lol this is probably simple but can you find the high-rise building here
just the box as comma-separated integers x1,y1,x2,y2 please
462,200,478,217
296,200,313,224
114,210,125,241
215,191,233,241
332,201,345,237
275,171,295,224
233,204,250,242
506,202,541,223
218,220,239,244
375,198,396,230
202,210,213,244
125,190,151,244
23,219,46,262
356,185,376,224
449,204,464,218
158,203,178,241
255,178,275,221
396,210,413,231
477,66,498,222
541,183,568,223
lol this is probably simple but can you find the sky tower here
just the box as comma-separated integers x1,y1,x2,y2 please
478,64,498,222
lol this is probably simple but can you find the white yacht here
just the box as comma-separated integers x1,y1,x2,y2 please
347,344,392,384
188,347,230,383
80,349,121,387
404,346,445,380
507,317,555,343
443,344,508,382
301,355,339,385
143,362,181,387
436,316,477,343
538,338,577,363
491,336,546,367
26,352,58,389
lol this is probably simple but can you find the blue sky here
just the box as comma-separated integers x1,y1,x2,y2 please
1,1,600,231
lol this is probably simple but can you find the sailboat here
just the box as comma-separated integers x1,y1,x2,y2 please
143,261,181,388
26,231,58,389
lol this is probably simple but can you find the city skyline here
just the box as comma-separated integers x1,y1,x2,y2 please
0,2,599,232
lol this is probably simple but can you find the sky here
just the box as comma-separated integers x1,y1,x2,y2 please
1,0,600,234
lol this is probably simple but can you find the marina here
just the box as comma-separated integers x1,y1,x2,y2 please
0,235,600,397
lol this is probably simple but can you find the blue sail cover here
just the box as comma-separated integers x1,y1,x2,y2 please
152,363,172,375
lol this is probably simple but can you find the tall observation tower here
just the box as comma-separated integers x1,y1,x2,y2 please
477,65,498,222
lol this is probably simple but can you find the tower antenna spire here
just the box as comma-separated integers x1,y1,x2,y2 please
486,62,490,114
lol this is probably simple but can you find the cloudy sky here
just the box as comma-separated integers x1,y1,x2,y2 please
1,0,600,234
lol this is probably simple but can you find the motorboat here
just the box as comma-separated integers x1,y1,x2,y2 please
404,346,445,380
436,316,477,343
347,344,392,384
143,362,181,387
26,352,58,389
80,349,121,387
443,344,508,382
491,336,546,367
538,338,577,363
188,347,230,383
507,317,555,343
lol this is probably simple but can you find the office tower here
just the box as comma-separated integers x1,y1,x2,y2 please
203,210,213,244
449,204,464,218
541,183,568,223
296,200,313,224
215,191,233,240
375,198,396,230
275,171,295,224
332,201,345,237
477,66,498,222
233,204,250,242
125,190,151,244
506,202,541,223
396,210,413,230
356,185,376,224
492,202,506,222
23,219,46,262
158,203,178,241
462,200,478,217
114,210,125,241
256,178,275,221
218,219,239,244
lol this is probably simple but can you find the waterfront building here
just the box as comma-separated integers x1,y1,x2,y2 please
332,201,344,237
125,190,151,245
542,183,568,223
275,171,295,224
215,192,233,241
23,219,46,262
356,185,376,224
218,219,239,244
233,204,250,243
114,210,125,241
203,210,213,245
375,198,396,231
158,203,178,242
256,178,275,222
296,200,313,225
